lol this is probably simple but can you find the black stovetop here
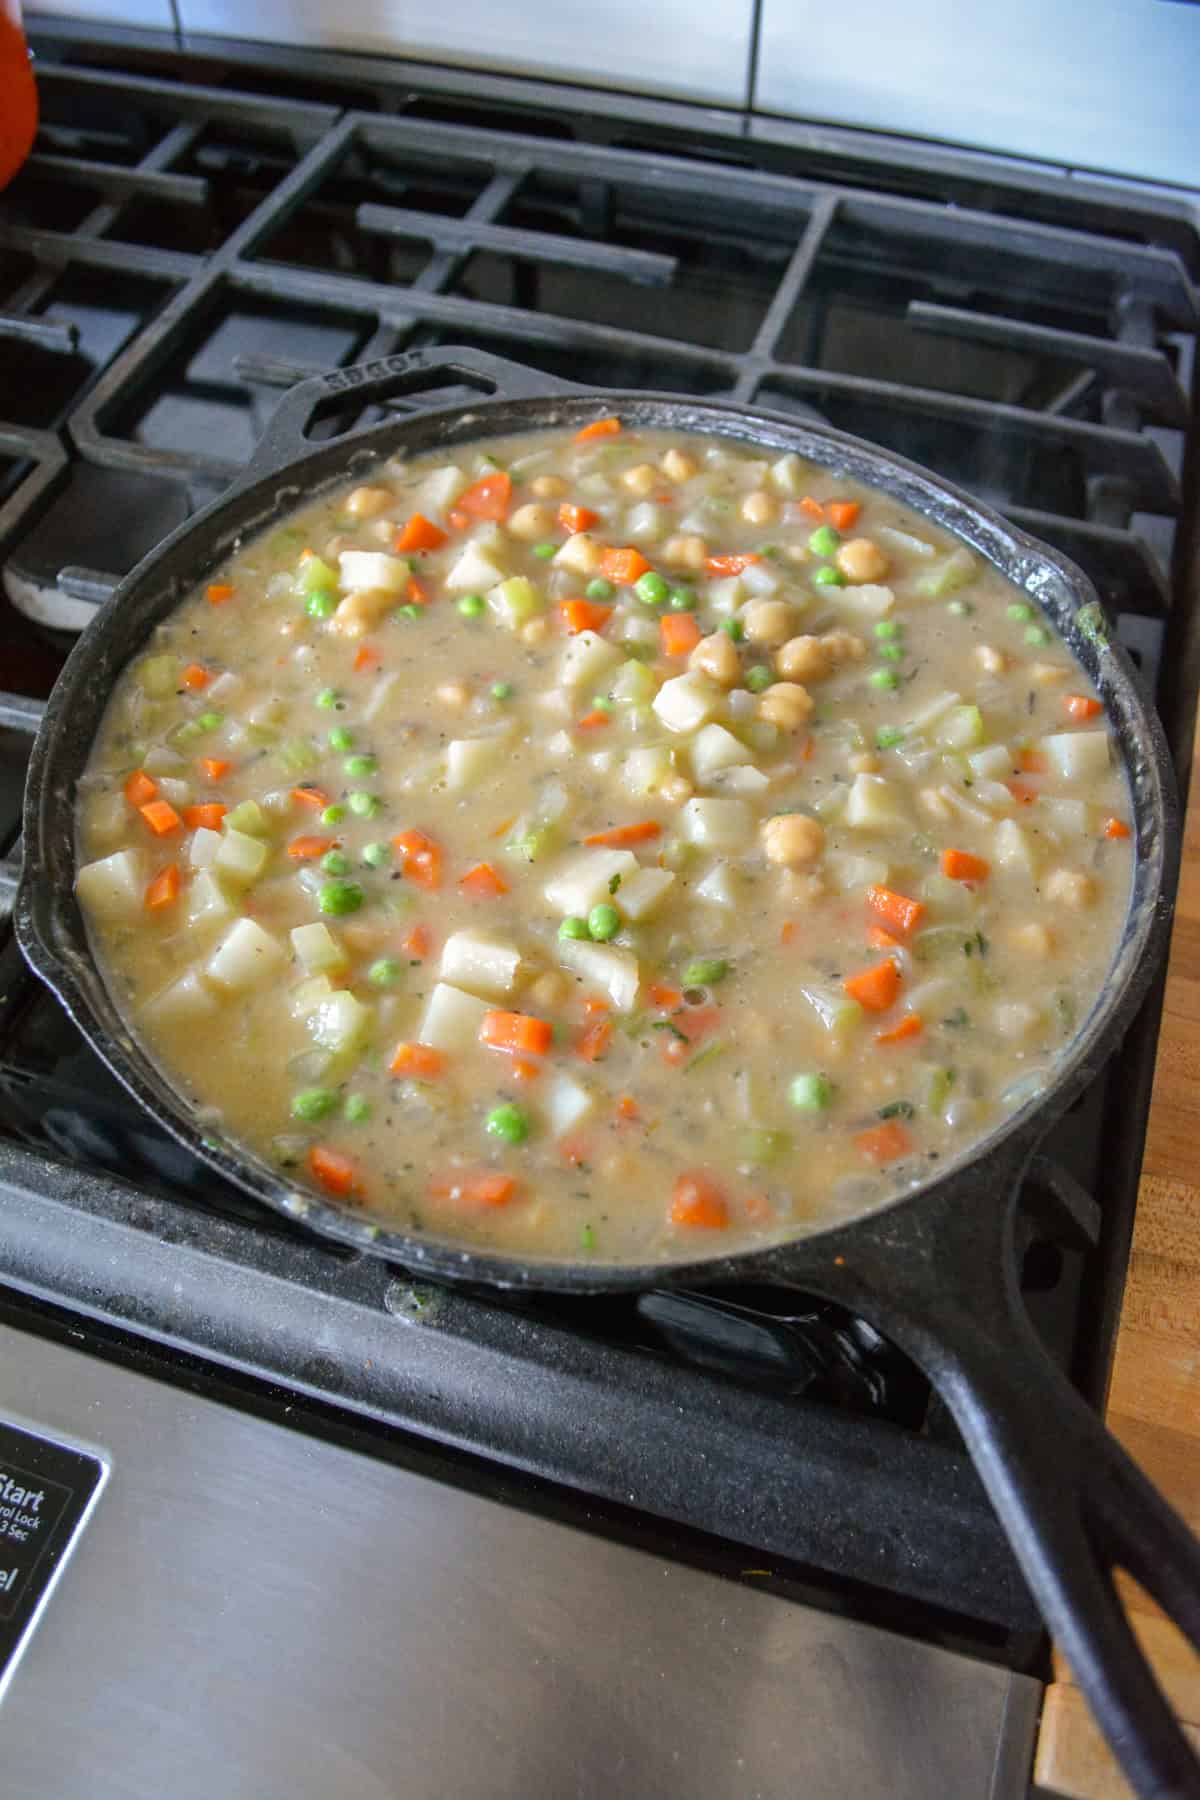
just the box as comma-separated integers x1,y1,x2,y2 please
0,34,1196,1674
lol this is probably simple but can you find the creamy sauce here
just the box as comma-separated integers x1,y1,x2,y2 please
75,423,1132,1261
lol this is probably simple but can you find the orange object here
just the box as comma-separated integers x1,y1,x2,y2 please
181,663,211,690
574,417,622,443
205,583,234,605
123,769,158,808
855,1121,914,1165
583,997,610,1017
446,507,469,531
558,598,613,635
865,884,926,937
457,471,513,521
1064,693,1103,723
388,1042,446,1079
395,512,447,553
799,496,826,520
459,861,509,898
139,799,182,837
659,612,702,657
406,576,430,606
1104,816,1132,840
353,644,381,672
704,553,762,576
1007,778,1039,807
648,983,682,1010
672,1005,721,1045
616,1095,639,1122
291,784,329,810
559,502,599,533
583,821,661,848
576,709,612,731
307,1145,359,1197
1017,748,1047,775
670,1172,730,1229
479,1011,553,1057
200,758,231,781
393,828,443,889
875,1012,924,1046
941,847,991,884
575,1018,614,1063
827,500,861,531
0,2,37,193
599,546,651,586
287,834,334,860
402,923,432,959
182,803,227,832
843,959,902,1013
431,1170,518,1208
143,863,181,911
511,1058,540,1084
867,926,901,951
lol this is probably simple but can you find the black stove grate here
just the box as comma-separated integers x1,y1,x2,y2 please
0,41,1196,1665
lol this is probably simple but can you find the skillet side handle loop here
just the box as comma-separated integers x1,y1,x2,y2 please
234,346,586,492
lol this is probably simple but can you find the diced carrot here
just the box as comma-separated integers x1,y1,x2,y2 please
661,1033,690,1067
124,769,158,808
575,1018,613,1063
288,834,334,860
648,983,682,1010
855,1121,914,1165
779,920,799,946
616,1095,639,1122
430,1170,519,1208
402,923,432,959
583,997,610,1017
183,803,227,832
559,502,598,533
406,576,430,607
459,861,509,898
307,1145,359,1197
583,821,661,848
704,553,762,576
144,863,180,911
799,734,815,762
744,1191,772,1225
291,785,329,810
670,1171,730,1230
1064,694,1103,723
139,799,182,837
843,958,902,1013
600,546,652,587
200,758,231,781
205,583,234,605
480,1010,554,1057
868,925,901,950
457,471,513,521
827,500,861,531
941,848,991,884
393,828,443,889
558,1138,591,1168
489,816,517,841
659,611,702,657
865,884,926,937
673,1005,721,1044
511,1058,540,1084
875,1012,924,1046
353,645,381,673
395,512,447,553
388,1042,446,1079
181,662,211,690
1104,816,1132,840
1017,748,1047,775
574,416,621,443
558,597,613,635
577,709,612,731
1007,778,1039,806
447,507,469,531
800,496,826,520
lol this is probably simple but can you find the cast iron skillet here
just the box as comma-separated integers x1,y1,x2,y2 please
17,348,1200,1797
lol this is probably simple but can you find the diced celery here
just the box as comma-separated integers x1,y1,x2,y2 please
274,739,317,776
294,555,337,596
487,575,542,630
225,799,270,837
291,922,350,977
933,704,985,750
137,655,180,699
610,659,658,707
214,827,270,888
916,547,976,598
740,1128,792,1166
926,1066,957,1115
505,822,559,864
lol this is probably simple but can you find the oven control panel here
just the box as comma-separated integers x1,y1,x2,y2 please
0,1418,106,1697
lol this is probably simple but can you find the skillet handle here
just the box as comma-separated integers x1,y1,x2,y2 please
237,347,587,491
795,1163,1200,1800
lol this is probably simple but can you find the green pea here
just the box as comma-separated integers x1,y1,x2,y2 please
808,524,840,557
321,803,346,826
344,753,377,777
533,541,557,559
1007,601,1033,622
457,593,486,618
328,726,354,752
586,578,615,601
869,668,899,691
485,1103,529,1145
320,849,349,876
398,603,422,620
813,564,847,587
719,617,744,642
491,681,514,701
590,695,614,713
683,957,728,987
873,620,900,640
362,841,391,868
745,665,772,693
318,880,364,916
876,725,904,749
634,570,669,607
947,599,974,617
587,902,621,941
668,586,696,611
790,1072,835,1111
740,1127,791,1166
306,590,336,619
291,1087,337,1122
1024,623,1051,646
580,1223,597,1252
559,915,591,941
367,956,404,987
316,687,339,710
879,643,905,663
196,710,224,731
348,791,380,817
343,1094,371,1123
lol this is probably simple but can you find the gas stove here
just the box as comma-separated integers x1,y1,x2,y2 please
0,34,1196,1798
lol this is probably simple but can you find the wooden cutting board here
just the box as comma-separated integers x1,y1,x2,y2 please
1033,711,1200,1796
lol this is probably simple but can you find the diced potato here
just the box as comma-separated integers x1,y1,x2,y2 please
693,861,741,909
308,989,373,1057
689,723,754,783
877,524,936,560
844,773,910,832
834,582,894,620
444,541,507,593
84,790,128,849
823,850,890,893
188,826,223,870
932,704,984,750
652,670,723,734
418,983,491,1053
1041,797,1090,840
557,937,640,1011
799,984,862,1039
906,690,962,734
291,922,350,977
992,1001,1042,1040
545,1072,596,1138
967,743,1012,781
446,731,514,789
710,765,770,794
971,779,1015,813
75,850,148,922
186,869,238,932
144,970,220,1029
916,547,976,598
559,629,624,692
439,930,522,1000
337,551,408,595
487,575,542,630
680,796,753,852
617,867,675,921
1040,730,1110,782
625,501,664,543
417,465,468,518
214,827,270,889
769,452,807,497
156,776,190,808
622,745,675,798
616,613,659,651
290,974,334,1018
206,918,287,992
739,561,779,597
554,532,603,577
993,818,1038,874
544,849,639,916
705,575,746,619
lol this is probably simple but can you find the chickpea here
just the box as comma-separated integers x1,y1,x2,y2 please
528,969,569,1009
821,629,867,667
621,463,658,498
758,682,814,731
1046,868,1096,909
1012,922,1055,957
689,631,741,687
775,635,829,682
344,485,392,519
975,644,1008,675
741,490,774,526
555,532,604,576
662,533,708,571
741,599,794,648
435,680,470,710
368,518,396,544
763,812,825,867
508,501,557,541
835,537,889,584
849,751,880,775
661,447,697,483
521,617,549,646
330,589,390,636
530,474,567,499
1030,660,1070,686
